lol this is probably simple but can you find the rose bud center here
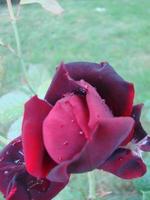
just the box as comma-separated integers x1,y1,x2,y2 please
43,94,89,163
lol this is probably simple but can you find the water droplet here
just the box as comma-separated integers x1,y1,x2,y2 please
0,157,4,162
119,158,123,161
79,131,83,135
14,159,20,164
18,151,24,156
71,119,74,123
4,171,8,174
84,85,88,89
63,141,68,145
132,114,136,118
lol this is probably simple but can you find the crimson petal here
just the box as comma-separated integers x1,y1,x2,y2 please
100,148,146,179
22,96,56,178
0,137,23,196
6,171,67,200
65,61,134,116
45,62,87,105
131,104,148,142
138,136,150,152
48,117,134,182
0,137,68,200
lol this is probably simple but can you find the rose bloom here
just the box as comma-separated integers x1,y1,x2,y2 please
0,61,150,200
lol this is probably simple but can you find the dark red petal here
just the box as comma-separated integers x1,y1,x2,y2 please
22,96,56,178
48,117,134,182
132,104,147,142
100,148,146,179
138,136,150,152
6,171,68,200
68,117,134,173
65,61,134,116
0,137,68,200
79,80,113,130
43,94,87,163
132,104,144,121
45,62,87,105
0,137,23,196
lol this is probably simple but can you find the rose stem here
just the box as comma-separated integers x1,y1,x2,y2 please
6,0,35,94
88,171,97,200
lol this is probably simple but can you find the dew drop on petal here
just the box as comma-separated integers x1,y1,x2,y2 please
63,141,68,145
0,157,4,162
79,131,83,135
4,170,8,174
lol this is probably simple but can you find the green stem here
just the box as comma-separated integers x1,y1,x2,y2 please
88,171,97,200
6,0,35,94
0,135,8,145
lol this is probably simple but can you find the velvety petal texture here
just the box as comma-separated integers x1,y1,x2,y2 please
0,137,68,200
22,96,56,178
45,62,134,116
100,148,146,179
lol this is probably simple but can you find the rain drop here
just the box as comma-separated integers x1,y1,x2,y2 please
79,131,83,135
4,171,8,174
63,141,68,145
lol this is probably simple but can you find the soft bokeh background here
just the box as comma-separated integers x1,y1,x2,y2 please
0,0,150,199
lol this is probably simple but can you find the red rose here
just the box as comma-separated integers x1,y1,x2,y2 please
0,61,149,200
22,61,149,183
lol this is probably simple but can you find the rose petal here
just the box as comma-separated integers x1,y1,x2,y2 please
79,80,113,130
68,117,134,173
43,94,87,163
45,62,87,105
138,136,150,152
65,61,134,116
100,148,146,179
0,137,23,196
6,171,67,200
48,117,134,182
132,104,147,142
22,96,56,178
0,137,68,200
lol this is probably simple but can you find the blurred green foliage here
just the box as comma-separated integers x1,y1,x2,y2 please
0,0,150,200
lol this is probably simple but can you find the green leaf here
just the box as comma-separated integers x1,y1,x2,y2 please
7,117,22,141
20,0,64,15
37,79,51,98
0,90,29,125
142,191,150,200
27,64,51,95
